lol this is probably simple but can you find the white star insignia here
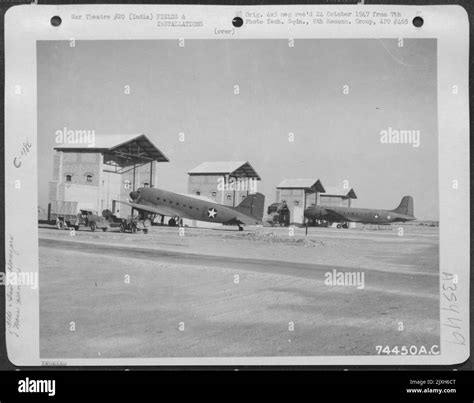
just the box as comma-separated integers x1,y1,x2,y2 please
387,215,391,219
208,208,217,219
374,214,379,219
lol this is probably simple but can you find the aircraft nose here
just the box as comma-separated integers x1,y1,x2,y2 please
129,191,140,201
303,207,314,217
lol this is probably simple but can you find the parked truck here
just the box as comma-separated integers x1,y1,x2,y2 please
48,201,110,232
102,209,150,234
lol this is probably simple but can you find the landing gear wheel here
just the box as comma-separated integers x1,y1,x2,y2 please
56,220,64,230
336,224,342,229
143,229,148,234
131,225,137,234
102,228,107,232
238,226,243,231
168,218,176,227
90,222,97,232
119,223,125,233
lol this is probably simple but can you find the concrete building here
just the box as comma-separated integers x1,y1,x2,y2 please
187,161,261,207
276,179,326,209
275,179,326,224
275,179,357,224
49,134,169,216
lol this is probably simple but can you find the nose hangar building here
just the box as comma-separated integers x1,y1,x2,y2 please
48,134,169,216
274,179,358,224
187,161,261,207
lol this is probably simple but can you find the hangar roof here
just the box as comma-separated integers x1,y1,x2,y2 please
188,161,261,180
323,186,358,199
54,134,169,163
277,179,325,192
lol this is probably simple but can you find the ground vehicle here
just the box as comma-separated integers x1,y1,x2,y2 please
266,202,290,227
48,201,110,232
102,209,150,234
102,209,125,230
78,210,110,232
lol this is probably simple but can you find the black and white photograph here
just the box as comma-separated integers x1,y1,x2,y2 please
35,37,441,359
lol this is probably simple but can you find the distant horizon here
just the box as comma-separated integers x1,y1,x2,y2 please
37,39,438,220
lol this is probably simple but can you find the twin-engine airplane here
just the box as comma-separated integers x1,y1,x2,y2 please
304,196,416,226
118,187,265,230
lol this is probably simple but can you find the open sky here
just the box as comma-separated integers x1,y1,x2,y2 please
38,39,438,219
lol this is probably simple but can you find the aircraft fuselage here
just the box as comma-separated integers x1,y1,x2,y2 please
304,205,415,225
130,187,262,226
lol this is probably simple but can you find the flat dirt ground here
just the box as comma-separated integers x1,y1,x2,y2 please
38,224,439,358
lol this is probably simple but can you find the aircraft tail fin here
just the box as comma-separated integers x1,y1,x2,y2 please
234,193,265,221
392,196,414,217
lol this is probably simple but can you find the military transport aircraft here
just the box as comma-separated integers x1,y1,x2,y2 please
304,196,416,227
117,187,265,230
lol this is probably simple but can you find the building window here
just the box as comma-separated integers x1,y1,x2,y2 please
242,195,246,200
65,175,72,182
226,195,232,201
85,174,93,183
196,191,201,196
143,182,149,187
211,191,217,197
294,201,300,206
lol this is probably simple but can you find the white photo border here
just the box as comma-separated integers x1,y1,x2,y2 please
4,4,470,366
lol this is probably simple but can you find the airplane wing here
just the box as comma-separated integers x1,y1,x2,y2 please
115,200,185,218
391,215,415,222
222,217,245,226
